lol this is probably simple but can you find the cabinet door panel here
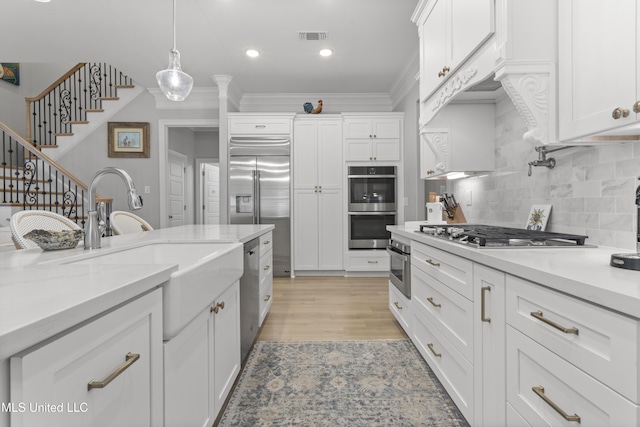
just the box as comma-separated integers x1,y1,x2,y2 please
372,139,400,161
213,282,240,416
293,190,319,269
318,189,343,270
372,119,400,139
449,0,493,68
345,140,372,161
318,121,343,189
293,121,318,189
559,0,637,140
344,119,372,138
421,0,448,98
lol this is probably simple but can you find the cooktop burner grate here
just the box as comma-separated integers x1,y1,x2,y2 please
419,224,588,247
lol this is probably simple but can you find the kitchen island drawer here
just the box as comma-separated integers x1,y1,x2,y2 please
259,231,273,257
389,281,412,337
507,326,639,427
346,250,390,271
506,275,639,403
10,289,163,427
259,279,273,326
412,267,473,362
259,248,273,283
412,309,473,423
411,241,473,300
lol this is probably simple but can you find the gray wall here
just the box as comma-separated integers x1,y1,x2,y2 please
453,95,640,250
394,80,424,222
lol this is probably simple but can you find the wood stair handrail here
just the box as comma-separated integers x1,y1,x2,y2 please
0,121,112,204
24,63,86,103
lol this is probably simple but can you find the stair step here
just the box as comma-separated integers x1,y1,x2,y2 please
115,84,135,89
100,97,119,101
8,202,83,208
69,120,89,125
85,109,104,113
52,133,72,137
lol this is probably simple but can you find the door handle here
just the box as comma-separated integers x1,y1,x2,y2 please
87,353,140,390
481,286,491,323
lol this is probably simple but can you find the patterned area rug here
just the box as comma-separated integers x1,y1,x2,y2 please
218,340,469,426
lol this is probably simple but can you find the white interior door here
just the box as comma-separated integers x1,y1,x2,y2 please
203,163,220,224
168,151,186,227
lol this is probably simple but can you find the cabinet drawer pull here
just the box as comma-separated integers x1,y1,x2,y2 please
634,101,640,113
427,297,441,308
532,385,581,423
255,124,266,128
263,240,270,245
612,107,630,119
530,310,578,335
393,301,402,310
426,259,440,267
264,294,271,302
264,265,271,270
367,260,379,264
481,286,491,323
427,343,442,358
87,352,140,390
211,301,225,313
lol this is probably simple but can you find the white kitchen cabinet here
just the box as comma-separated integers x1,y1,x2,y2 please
473,264,506,427
415,0,494,100
164,281,240,425
343,114,402,162
228,113,293,135
388,281,412,337
559,0,640,141
258,233,273,326
345,250,390,272
10,289,163,427
293,117,343,271
420,103,495,179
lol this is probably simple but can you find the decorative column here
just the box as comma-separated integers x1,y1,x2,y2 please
212,75,232,224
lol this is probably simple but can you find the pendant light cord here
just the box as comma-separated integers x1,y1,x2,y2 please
172,0,177,50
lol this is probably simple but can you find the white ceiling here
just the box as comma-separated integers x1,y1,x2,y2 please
3,0,419,95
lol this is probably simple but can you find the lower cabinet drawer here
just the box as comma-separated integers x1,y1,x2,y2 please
259,249,273,283
412,267,473,362
10,289,163,427
411,241,473,300
412,309,473,423
507,326,639,427
259,279,273,326
506,275,639,403
229,117,291,135
346,250,390,271
389,282,412,337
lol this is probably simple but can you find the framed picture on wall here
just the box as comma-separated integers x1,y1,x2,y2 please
108,122,150,158
525,204,552,231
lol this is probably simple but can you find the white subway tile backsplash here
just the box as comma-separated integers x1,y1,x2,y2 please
453,96,639,250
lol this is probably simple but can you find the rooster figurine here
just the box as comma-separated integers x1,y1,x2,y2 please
303,100,323,114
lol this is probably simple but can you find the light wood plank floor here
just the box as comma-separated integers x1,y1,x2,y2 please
256,276,408,341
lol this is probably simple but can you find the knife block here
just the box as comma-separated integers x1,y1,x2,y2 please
446,205,467,224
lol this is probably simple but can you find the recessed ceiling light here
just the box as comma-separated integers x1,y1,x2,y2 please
246,49,260,58
34,0,51,2
319,48,333,57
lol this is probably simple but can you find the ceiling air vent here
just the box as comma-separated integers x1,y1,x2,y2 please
298,31,328,41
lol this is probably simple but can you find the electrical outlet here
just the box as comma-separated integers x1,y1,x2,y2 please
466,190,472,206
144,185,151,194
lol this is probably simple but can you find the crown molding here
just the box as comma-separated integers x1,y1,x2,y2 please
389,46,420,109
148,87,220,110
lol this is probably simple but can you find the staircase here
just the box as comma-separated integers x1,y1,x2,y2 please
1,63,141,229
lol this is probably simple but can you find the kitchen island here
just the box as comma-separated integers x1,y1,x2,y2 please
388,224,640,427
0,224,273,427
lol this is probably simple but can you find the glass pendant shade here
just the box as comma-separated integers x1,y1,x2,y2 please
156,49,193,101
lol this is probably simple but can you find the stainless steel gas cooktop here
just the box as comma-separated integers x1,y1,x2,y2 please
417,224,594,248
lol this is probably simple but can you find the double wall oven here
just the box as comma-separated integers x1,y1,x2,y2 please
347,166,396,249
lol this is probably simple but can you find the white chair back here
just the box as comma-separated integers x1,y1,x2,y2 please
109,211,153,235
10,210,81,249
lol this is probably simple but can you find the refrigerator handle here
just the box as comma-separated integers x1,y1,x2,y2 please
255,170,261,224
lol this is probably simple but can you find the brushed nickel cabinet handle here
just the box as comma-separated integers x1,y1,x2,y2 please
634,101,640,113
264,295,271,302
264,265,271,270
481,286,491,323
530,310,578,335
263,240,270,245
368,260,379,264
532,385,581,423
255,124,266,128
212,301,225,313
393,301,402,310
87,353,140,390
426,259,440,267
427,343,442,358
612,107,630,119
427,297,441,308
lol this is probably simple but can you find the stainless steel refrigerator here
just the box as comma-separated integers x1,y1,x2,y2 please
229,137,291,276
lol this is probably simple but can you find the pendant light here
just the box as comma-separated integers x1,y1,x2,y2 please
156,0,193,101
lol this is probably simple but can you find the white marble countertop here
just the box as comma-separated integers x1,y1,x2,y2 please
388,225,640,319
0,224,274,360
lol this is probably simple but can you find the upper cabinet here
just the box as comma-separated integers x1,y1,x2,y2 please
416,0,494,101
228,113,294,135
559,0,640,142
343,114,403,162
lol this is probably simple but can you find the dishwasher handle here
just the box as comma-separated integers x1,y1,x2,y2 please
386,246,409,262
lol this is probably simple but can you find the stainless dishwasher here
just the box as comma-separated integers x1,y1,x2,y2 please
240,237,260,365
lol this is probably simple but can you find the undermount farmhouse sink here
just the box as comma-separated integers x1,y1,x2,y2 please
60,242,243,340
